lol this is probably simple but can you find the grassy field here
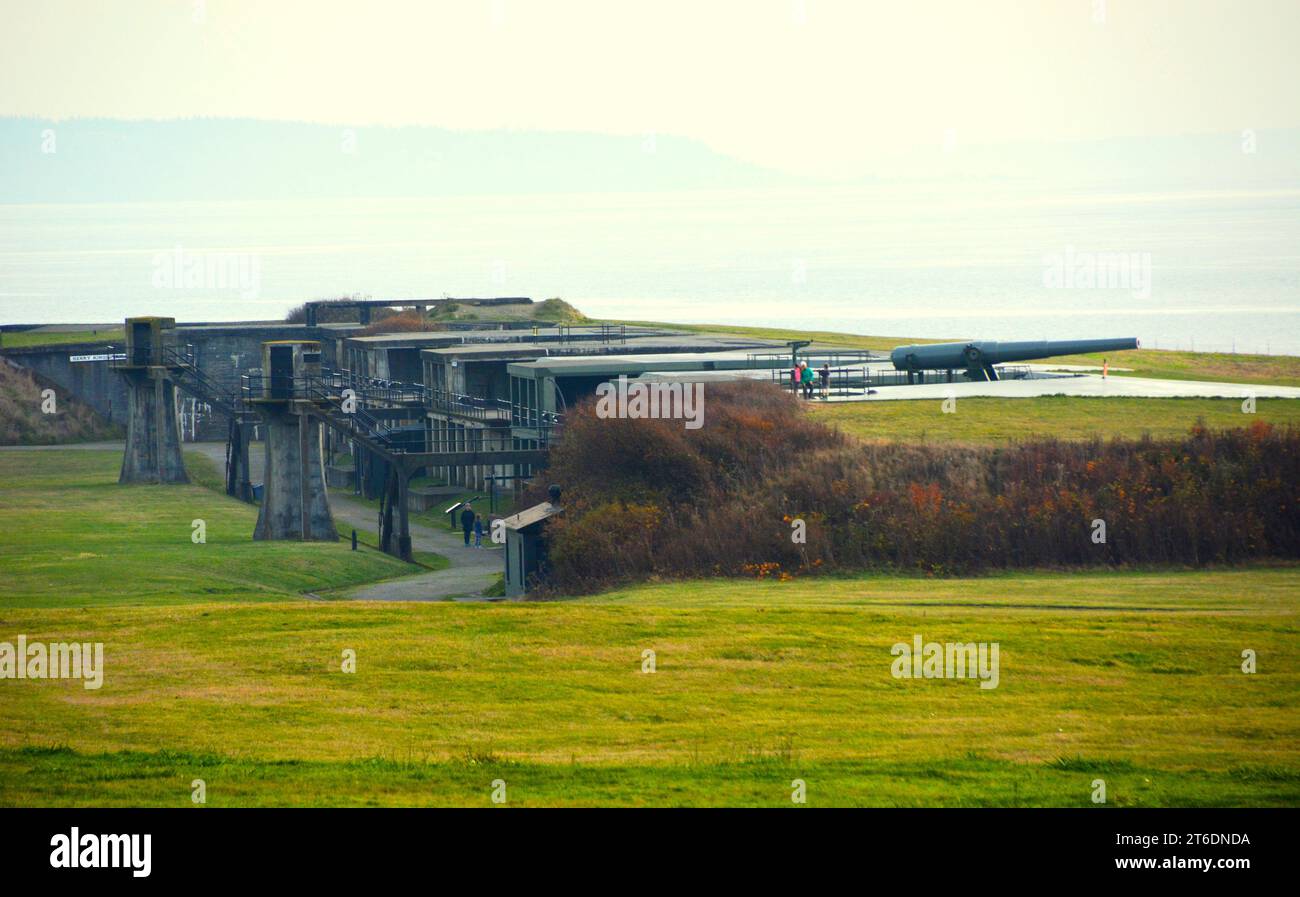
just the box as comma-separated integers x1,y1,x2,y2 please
810,395,1300,444
0,450,420,607
0,328,123,349
611,319,1300,387
0,567,1295,806
0,449,1296,806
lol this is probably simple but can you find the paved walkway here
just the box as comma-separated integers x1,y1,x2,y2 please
327,491,502,602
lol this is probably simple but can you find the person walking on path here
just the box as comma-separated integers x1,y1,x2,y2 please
460,502,476,546
473,513,485,548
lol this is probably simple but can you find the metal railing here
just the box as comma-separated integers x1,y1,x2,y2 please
163,346,244,416
748,350,879,369
240,371,561,455
510,406,564,430
428,388,511,421
428,423,561,453
319,368,428,405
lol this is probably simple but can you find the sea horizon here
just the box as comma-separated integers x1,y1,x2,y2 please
2,183,1296,354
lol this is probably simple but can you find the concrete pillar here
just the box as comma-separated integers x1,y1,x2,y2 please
379,472,394,553
253,408,337,541
396,469,412,562
225,418,254,502
118,369,188,484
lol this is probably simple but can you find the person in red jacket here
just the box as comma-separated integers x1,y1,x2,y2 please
800,361,814,399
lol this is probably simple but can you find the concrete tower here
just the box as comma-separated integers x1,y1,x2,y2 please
249,340,338,542
114,316,189,484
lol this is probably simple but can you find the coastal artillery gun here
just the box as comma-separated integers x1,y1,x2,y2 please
890,337,1139,382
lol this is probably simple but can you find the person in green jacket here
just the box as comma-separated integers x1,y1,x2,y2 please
800,362,814,399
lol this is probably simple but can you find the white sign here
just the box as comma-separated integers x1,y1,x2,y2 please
69,353,125,363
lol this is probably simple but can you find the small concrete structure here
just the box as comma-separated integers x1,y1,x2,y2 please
114,317,189,484
501,499,564,597
248,340,338,542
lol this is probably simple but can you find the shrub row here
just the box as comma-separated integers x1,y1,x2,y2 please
527,382,1299,594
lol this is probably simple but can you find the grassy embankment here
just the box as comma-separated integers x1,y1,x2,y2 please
0,361,124,446
1,449,1295,806
431,297,588,325
811,395,1300,444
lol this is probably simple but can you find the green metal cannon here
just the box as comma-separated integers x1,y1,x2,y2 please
890,337,1139,381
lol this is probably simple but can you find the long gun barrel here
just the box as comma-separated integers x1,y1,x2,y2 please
891,338,1139,379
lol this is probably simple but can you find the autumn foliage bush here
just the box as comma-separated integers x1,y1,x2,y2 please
528,381,1299,594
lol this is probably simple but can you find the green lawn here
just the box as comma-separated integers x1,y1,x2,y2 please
0,449,420,607
0,328,123,349
810,395,1300,444
1,568,1295,806
0,449,1295,806
611,319,1300,387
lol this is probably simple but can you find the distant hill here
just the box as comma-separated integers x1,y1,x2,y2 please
0,118,790,203
3,117,1296,204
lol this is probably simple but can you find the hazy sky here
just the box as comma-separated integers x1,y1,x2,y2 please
2,0,1298,175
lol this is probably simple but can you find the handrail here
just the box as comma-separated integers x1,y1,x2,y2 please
162,346,243,416
239,371,561,454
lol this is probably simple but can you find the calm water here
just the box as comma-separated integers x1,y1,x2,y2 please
2,185,1297,354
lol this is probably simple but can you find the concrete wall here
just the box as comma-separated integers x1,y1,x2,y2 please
176,325,328,440
2,323,346,443
1,341,130,426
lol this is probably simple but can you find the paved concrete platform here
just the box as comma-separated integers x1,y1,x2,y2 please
848,372,1300,402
